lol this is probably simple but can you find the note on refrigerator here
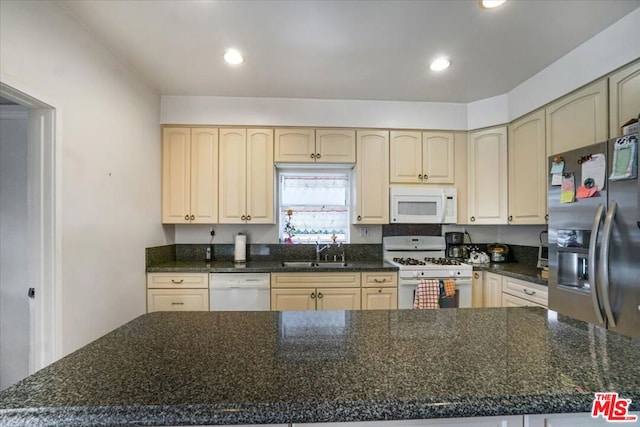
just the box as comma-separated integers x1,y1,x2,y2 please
551,174,563,186
581,153,606,191
561,174,575,204
550,161,565,175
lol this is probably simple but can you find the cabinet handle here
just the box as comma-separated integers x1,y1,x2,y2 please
316,153,321,159
474,273,479,279
357,215,362,221
171,302,184,306
317,292,323,299
470,216,476,222
184,215,189,221
374,278,386,283
418,174,423,180
424,174,428,181
241,215,246,220
246,215,251,221
311,292,316,299
378,289,382,293
190,214,195,220
545,214,549,221
171,279,184,284
310,153,316,159
508,215,513,222
523,289,536,296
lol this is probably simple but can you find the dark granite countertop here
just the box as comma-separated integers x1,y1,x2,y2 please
472,263,547,286
1,309,638,426
147,259,398,273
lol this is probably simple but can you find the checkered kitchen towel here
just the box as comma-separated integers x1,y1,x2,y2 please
413,279,440,309
443,279,456,297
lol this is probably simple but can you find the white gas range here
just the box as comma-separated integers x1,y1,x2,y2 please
383,236,473,309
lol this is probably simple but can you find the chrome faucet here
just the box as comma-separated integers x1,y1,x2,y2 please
316,241,331,261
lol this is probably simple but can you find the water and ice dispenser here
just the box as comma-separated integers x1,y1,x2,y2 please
556,229,592,290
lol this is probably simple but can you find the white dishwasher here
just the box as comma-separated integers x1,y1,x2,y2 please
209,273,270,311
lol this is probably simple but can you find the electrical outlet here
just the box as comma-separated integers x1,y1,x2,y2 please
359,227,370,238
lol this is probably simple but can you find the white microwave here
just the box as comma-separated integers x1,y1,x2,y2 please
390,187,457,224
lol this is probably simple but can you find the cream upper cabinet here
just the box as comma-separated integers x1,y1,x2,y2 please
453,132,469,224
219,128,274,224
162,127,218,224
390,131,454,184
422,132,455,183
546,79,608,155
354,130,389,224
274,128,355,163
483,272,503,308
467,126,508,224
508,109,547,225
609,60,640,138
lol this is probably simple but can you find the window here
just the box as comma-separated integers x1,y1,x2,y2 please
279,171,350,243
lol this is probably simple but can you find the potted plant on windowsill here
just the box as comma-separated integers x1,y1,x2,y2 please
283,209,296,244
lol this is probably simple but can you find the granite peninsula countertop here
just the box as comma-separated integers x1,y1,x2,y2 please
1,309,638,426
146,259,399,273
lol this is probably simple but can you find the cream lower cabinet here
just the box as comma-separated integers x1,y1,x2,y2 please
219,128,274,224
508,109,547,225
609,60,640,138
354,130,389,224
546,79,608,156
472,271,484,308
468,126,508,224
483,272,503,308
274,128,356,163
270,272,361,311
361,271,397,310
502,276,548,308
389,131,454,184
526,413,640,427
146,273,209,312
162,127,218,224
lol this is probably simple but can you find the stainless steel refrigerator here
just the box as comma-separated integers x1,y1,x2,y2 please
548,134,639,339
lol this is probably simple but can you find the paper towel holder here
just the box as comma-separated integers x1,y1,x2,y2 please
234,233,247,264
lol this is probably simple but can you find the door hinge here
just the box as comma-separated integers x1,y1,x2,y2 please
28,288,35,299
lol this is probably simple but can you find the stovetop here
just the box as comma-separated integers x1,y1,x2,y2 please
392,257,465,266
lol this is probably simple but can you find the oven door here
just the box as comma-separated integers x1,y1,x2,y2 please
398,277,473,309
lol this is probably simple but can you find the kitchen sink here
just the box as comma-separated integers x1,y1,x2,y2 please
281,261,348,268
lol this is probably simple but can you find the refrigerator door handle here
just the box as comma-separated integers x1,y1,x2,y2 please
599,201,618,328
588,203,606,324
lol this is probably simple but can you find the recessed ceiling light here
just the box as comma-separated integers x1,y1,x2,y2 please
429,58,451,72
480,0,507,9
223,49,244,65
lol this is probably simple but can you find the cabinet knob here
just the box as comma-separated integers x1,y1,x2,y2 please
311,292,316,299
190,214,195,220
470,216,476,222
316,153,321,159
184,215,189,221
357,215,362,221
474,273,479,279
378,289,382,293
545,214,549,221
317,292,323,299
508,215,513,222
418,174,423,180
424,174,428,181
310,153,316,159
241,215,246,220
246,215,252,221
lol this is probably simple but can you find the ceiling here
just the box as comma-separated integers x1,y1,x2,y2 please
60,0,640,103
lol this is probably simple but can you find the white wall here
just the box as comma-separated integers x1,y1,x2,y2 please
0,106,30,389
0,1,168,356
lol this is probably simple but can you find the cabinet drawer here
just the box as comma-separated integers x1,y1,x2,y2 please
361,271,397,287
502,276,548,307
147,273,208,289
271,272,360,288
147,289,209,312
502,292,545,308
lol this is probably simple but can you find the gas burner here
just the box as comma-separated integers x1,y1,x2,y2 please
424,257,462,266
393,257,426,266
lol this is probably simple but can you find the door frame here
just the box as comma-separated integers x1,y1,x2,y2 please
1,75,62,371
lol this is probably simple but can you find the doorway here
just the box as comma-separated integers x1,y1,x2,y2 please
0,82,57,390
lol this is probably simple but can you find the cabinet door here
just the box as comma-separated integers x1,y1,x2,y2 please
361,288,397,310
219,128,247,223
422,132,454,184
526,412,640,427
162,127,191,224
274,129,315,163
316,129,356,163
147,289,209,312
468,127,508,224
316,288,361,310
609,60,640,138
508,110,547,225
190,128,218,224
271,288,315,311
454,132,469,224
472,271,484,308
483,272,502,308
354,130,389,224
246,129,274,224
390,131,422,183
546,79,608,155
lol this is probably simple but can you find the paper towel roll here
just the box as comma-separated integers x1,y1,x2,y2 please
234,234,247,263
